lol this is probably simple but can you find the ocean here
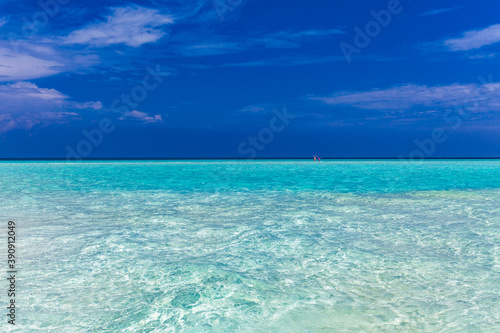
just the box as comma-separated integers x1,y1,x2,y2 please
1,160,499,332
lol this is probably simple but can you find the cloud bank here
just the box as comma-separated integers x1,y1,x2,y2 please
0,82,102,134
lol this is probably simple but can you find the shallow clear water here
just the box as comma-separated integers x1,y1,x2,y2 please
1,160,499,332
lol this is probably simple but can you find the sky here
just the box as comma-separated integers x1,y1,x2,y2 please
0,0,499,158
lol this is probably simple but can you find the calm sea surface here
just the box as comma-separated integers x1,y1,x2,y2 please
1,160,499,332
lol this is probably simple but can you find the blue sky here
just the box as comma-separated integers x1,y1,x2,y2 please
0,0,499,158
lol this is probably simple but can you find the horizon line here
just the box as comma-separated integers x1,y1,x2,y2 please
3,157,500,161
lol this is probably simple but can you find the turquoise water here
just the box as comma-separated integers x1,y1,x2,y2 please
1,160,499,332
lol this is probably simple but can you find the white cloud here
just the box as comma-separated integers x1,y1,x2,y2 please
120,110,163,123
0,16,8,28
445,23,500,51
0,41,99,82
182,42,240,56
257,29,344,48
63,6,174,47
418,6,462,17
239,105,266,113
311,83,500,111
468,53,497,59
0,44,63,82
2,81,68,101
0,82,101,134
73,101,103,110
178,29,344,57
0,82,163,134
